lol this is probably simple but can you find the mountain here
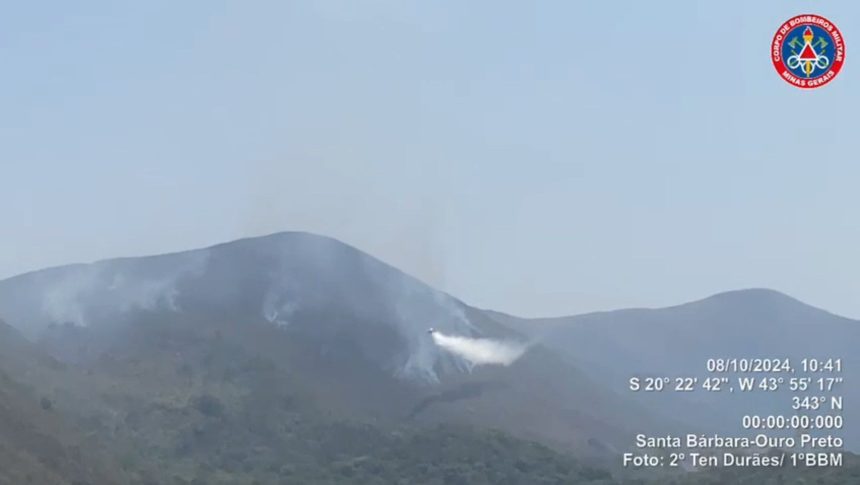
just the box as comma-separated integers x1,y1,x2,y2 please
504,289,860,448
1,233,858,483
0,232,523,381
0,232,670,469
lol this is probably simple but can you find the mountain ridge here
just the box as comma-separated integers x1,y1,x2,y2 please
5,231,850,332
509,288,854,324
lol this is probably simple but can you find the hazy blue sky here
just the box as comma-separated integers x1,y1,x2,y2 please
2,1,858,318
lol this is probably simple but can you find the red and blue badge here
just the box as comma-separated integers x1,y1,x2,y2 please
772,14,845,89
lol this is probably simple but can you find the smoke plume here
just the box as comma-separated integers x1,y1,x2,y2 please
431,331,527,366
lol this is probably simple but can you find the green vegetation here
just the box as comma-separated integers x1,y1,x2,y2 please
160,422,616,485
1,318,858,484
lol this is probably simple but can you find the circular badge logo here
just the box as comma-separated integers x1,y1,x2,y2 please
772,14,845,89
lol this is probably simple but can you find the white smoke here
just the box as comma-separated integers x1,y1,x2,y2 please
431,331,528,366
262,291,298,327
35,251,210,329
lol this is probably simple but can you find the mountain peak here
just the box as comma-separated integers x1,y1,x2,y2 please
0,230,482,382
208,230,353,252
688,287,840,317
700,288,802,305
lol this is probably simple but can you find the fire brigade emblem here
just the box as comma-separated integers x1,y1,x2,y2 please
771,14,845,89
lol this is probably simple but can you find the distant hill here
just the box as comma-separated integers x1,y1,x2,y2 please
504,289,860,449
